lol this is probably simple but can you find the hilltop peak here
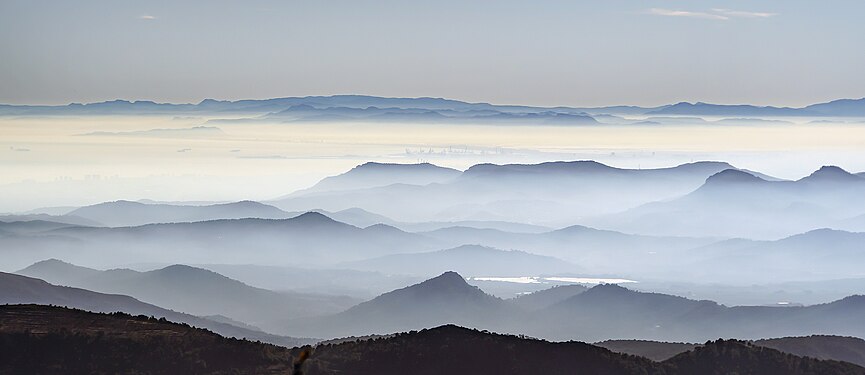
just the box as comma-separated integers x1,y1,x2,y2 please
704,169,764,185
290,211,338,223
25,258,71,268
585,283,631,295
800,165,860,182
463,160,613,176
423,271,469,287
370,270,484,301
352,161,449,172
17,258,97,276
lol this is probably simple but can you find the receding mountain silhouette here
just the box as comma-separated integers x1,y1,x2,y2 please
17,259,359,331
509,284,588,311
285,273,865,342
273,160,746,226
341,244,578,277
281,271,516,338
648,102,814,116
534,283,865,342
0,304,298,374
686,229,865,282
312,207,397,227
267,104,600,125
0,272,311,347
805,97,865,116
537,284,724,341
67,200,293,227
0,213,100,227
295,162,461,195
3,94,864,117
418,224,714,277
599,166,865,238
0,219,84,235
800,165,864,183
7,211,437,266
198,263,422,300
8,205,716,280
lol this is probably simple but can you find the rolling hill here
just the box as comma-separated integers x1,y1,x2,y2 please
0,272,311,347
596,166,865,239
0,304,298,374
281,271,517,338
67,200,294,227
17,259,360,332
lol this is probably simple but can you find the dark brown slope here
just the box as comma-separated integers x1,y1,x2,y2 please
293,324,660,375
756,335,865,368
596,340,699,361
0,304,296,375
292,326,865,375
0,271,311,347
4,306,863,375
597,335,865,366
661,338,865,375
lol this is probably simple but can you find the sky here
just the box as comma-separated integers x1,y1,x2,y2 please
1,0,864,107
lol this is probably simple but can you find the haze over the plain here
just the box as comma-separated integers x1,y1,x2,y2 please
3,111,865,212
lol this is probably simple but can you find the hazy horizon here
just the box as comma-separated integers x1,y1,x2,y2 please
3,113,865,213
3,1,865,107
5,2,865,372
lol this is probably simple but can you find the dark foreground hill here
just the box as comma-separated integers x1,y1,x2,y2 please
596,339,699,361
294,324,657,375
3,305,863,375
0,304,296,374
294,325,865,375
0,271,311,347
756,335,865,368
598,335,865,367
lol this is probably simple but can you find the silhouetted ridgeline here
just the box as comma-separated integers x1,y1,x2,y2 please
3,305,864,374
598,335,865,367
294,326,865,375
0,304,296,374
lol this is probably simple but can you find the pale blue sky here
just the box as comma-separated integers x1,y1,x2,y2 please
1,0,863,107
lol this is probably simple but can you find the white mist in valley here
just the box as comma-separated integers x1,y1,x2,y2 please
3,115,865,212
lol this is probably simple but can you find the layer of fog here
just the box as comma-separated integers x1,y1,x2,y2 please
3,115,865,212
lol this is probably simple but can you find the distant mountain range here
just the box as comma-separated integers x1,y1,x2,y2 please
281,271,517,338
280,271,865,343
5,159,865,284
596,166,865,238
0,271,311,347
0,211,440,267
16,259,360,332
6,266,865,350
2,94,864,118
532,283,865,342
67,200,292,227
273,160,764,224
294,162,461,195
